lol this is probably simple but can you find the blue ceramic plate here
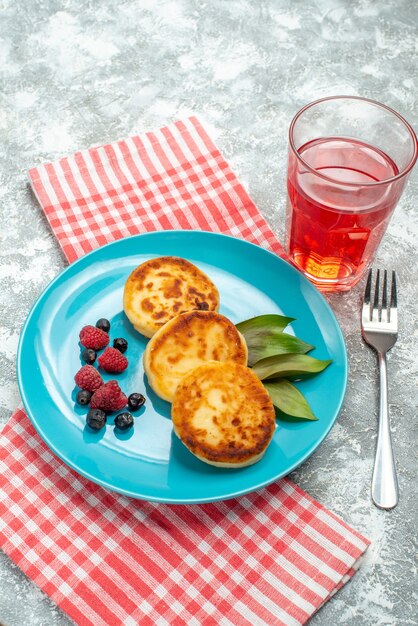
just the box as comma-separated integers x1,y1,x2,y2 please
17,231,347,503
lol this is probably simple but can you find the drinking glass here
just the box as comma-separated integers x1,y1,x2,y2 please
286,96,417,291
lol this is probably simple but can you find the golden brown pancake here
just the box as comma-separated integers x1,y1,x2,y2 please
124,256,219,338
172,361,276,468
143,310,248,402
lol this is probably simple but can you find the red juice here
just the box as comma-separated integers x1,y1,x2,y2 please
286,137,400,290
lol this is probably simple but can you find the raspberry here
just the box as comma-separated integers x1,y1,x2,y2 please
90,380,127,412
74,365,103,392
79,325,109,350
98,347,128,373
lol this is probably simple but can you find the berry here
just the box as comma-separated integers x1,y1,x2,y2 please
90,380,127,412
98,347,128,373
113,337,128,353
114,412,134,430
128,393,146,411
79,325,109,350
74,365,103,392
96,318,110,333
76,389,92,405
82,348,97,364
86,408,106,430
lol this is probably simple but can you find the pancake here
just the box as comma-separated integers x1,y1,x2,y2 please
143,310,248,402
171,361,276,468
123,256,219,338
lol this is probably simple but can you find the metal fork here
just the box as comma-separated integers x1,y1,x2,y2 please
361,268,399,509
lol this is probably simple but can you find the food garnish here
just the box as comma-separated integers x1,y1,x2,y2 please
98,347,128,373
127,393,146,411
95,318,111,333
74,365,103,392
236,314,313,366
114,412,134,431
252,353,332,381
81,348,97,364
90,380,128,412
79,325,109,350
113,337,128,353
86,408,107,431
237,315,332,420
76,389,92,406
263,380,317,421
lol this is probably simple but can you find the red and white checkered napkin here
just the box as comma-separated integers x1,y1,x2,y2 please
0,117,369,626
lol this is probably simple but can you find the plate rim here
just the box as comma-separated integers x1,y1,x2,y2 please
17,230,348,503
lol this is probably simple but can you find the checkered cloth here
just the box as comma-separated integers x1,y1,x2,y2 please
0,117,369,626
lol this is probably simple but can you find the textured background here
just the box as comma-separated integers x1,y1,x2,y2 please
1,0,417,624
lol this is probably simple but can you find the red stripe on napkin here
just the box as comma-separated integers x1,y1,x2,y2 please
1,117,369,626
29,117,284,263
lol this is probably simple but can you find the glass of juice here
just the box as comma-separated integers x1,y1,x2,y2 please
286,96,417,291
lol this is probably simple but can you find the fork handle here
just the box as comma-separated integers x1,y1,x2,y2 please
371,351,399,509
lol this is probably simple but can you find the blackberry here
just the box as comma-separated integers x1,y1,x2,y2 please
96,318,110,333
82,348,97,364
128,393,146,411
114,412,134,430
76,389,92,405
113,337,128,353
86,408,106,430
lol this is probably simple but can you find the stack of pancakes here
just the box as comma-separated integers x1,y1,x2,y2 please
124,257,275,468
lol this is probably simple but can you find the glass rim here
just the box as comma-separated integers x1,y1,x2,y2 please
289,95,418,187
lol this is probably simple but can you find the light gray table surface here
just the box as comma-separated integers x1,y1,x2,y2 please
1,1,417,625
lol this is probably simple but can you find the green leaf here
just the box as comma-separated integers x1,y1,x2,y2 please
263,379,318,421
236,314,294,335
245,334,313,367
236,315,313,366
252,354,332,381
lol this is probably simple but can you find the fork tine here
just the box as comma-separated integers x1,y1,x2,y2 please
389,271,397,324
364,268,373,321
380,270,388,322
372,269,380,322
390,271,397,308
364,269,372,304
